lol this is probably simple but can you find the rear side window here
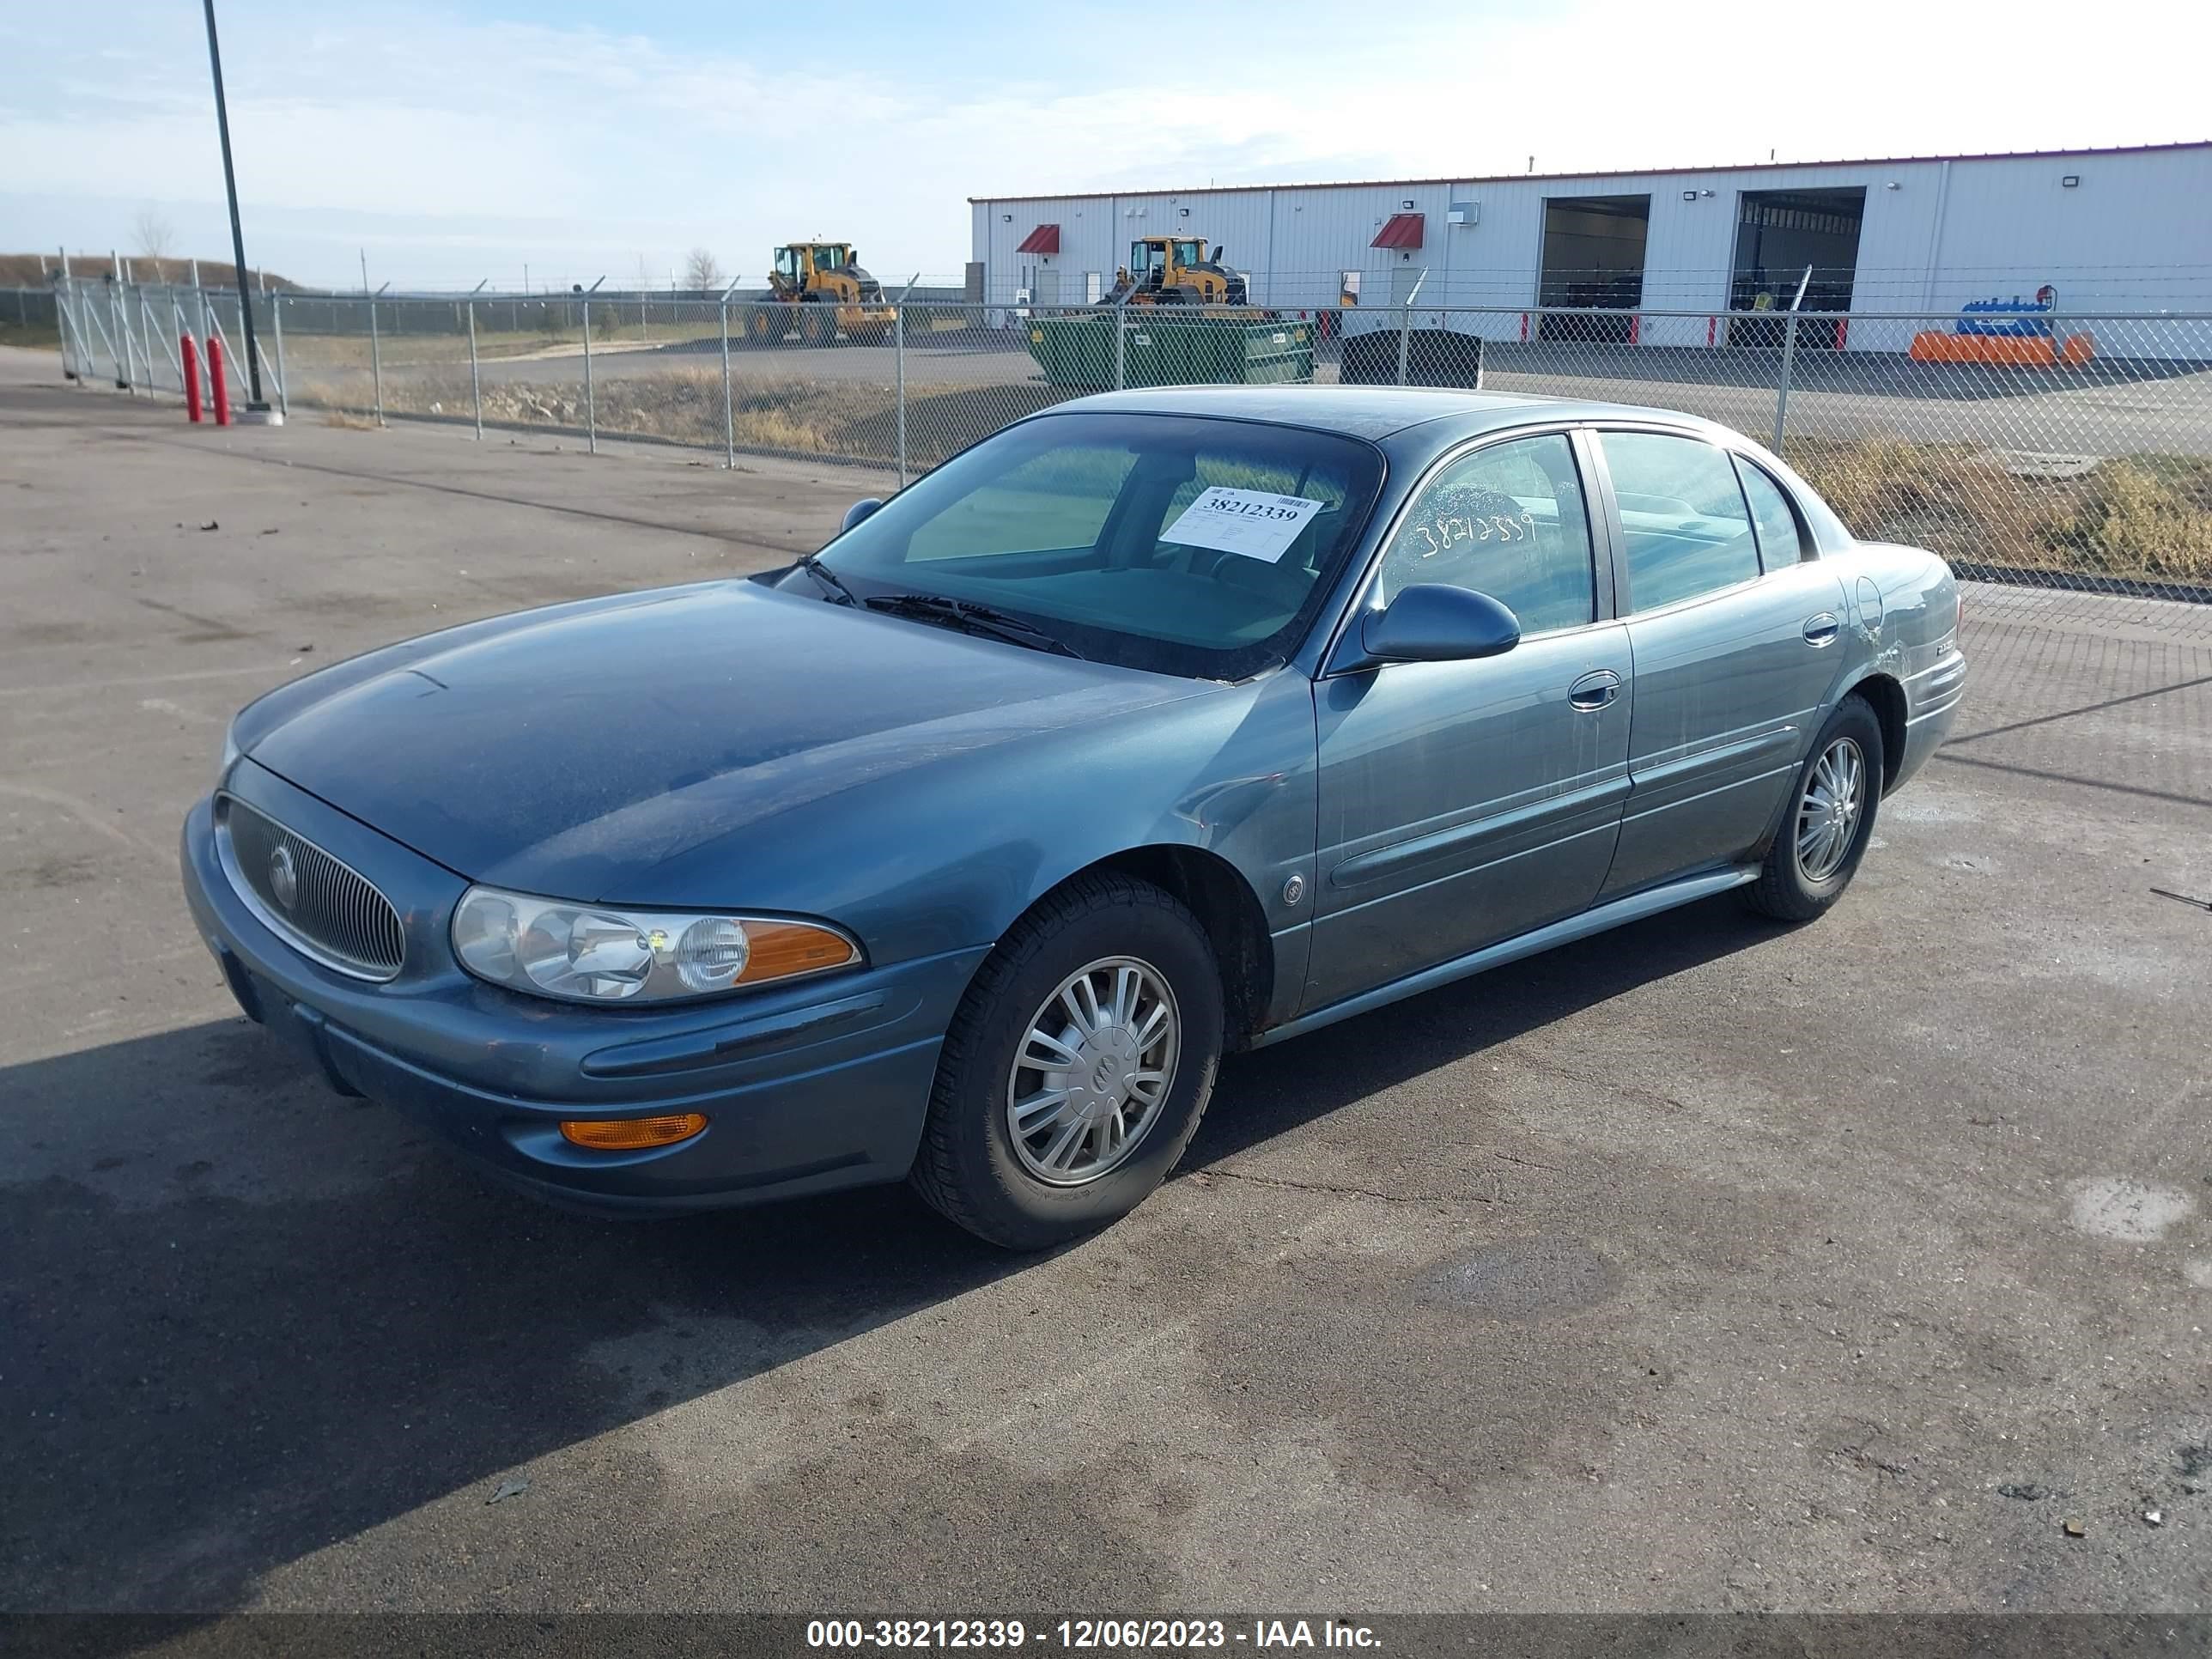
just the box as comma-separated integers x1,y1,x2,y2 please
1735,457,1807,571
1600,432,1760,611
1374,433,1596,634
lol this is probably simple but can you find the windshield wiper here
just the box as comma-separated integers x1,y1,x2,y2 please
863,592,1088,659
799,554,858,606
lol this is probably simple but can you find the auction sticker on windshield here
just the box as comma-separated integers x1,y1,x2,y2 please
1162,488,1325,563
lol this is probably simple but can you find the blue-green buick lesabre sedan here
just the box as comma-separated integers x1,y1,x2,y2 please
182,388,1964,1247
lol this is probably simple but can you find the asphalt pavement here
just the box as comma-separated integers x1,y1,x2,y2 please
3,349,2209,1624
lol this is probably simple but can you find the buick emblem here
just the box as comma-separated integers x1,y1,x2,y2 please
268,845,300,910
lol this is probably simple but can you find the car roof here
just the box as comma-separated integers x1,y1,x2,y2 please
1052,385,1741,445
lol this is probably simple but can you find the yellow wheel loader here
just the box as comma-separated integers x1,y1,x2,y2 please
741,242,896,347
1103,237,1253,307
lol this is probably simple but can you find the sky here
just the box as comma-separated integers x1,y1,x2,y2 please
3,0,2207,292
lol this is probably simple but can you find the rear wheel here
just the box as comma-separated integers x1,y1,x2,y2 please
909,872,1224,1250
1741,696,1884,921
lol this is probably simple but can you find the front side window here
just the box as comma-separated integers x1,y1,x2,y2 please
1373,433,1596,635
799,412,1385,679
1601,431,1761,611
1735,456,1807,571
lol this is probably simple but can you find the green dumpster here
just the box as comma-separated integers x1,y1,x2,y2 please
1026,313,1314,390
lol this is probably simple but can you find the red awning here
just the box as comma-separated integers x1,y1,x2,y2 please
1015,224,1060,254
1370,213,1425,250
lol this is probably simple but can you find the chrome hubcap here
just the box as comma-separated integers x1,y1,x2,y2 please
1006,956,1179,1187
1796,736,1865,883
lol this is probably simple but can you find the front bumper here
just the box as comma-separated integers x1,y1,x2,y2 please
180,769,988,1215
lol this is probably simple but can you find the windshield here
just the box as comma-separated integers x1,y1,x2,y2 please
793,412,1384,679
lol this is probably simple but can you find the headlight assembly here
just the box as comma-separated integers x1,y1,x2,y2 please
451,886,860,1005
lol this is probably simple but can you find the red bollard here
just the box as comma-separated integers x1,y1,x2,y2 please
207,335,231,427
180,334,204,422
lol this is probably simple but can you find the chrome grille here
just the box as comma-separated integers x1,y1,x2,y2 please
217,797,405,981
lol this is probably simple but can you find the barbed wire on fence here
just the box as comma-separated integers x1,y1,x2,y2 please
23,280,2212,627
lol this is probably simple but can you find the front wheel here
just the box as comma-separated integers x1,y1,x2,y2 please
910,873,1224,1249
1741,695,1885,921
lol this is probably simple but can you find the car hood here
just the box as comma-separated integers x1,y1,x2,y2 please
243,580,1205,897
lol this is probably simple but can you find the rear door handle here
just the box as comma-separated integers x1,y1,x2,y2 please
1803,612,1840,646
1567,669,1620,711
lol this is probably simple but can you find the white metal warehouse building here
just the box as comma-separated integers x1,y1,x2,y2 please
970,141,2212,352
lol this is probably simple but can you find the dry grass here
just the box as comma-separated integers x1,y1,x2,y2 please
280,362,2212,588
320,410,379,430
277,322,743,373
1789,437,2212,584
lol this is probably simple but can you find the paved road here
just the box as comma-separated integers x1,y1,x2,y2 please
4,352,2209,1625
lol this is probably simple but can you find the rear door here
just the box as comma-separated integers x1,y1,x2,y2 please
1306,429,1632,1010
1590,428,1849,897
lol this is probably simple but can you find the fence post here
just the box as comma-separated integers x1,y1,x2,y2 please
270,292,288,417
106,270,132,391
121,278,142,391
1395,267,1428,386
583,297,595,454
893,273,920,489
57,280,83,382
137,283,161,391
463,296,479,439
1770,264,1813,453
368,295,384,427
196,272,214,407
1114,292,1128,391
720,291,734,469
117,256,141,392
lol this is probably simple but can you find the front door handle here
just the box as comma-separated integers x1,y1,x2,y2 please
1567,669,1621,711
1803,612,1841,646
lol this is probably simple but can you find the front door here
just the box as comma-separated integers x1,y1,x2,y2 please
1307,431,1632,1012
1592,428,1850,897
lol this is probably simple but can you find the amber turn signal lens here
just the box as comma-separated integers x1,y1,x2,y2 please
734,920,859,985
558,1113,708,1152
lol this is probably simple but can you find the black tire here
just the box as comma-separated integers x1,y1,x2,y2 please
1741,695,1885,922
800,305,836,348
910,872,1224,1250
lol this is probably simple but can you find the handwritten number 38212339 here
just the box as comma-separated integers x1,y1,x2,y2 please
1408,510,1537,557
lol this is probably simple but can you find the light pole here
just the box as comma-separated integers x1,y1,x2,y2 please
201,0,277,421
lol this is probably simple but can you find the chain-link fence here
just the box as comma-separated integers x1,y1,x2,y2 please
26,280,2212,631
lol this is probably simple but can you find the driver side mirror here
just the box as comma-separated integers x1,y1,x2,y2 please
841,498,884,534
1360,584,1521,664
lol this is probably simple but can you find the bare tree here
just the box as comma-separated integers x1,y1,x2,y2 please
684,247,724,290
132,208,177,265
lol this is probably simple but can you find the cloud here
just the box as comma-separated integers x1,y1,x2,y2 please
4,0,2203,287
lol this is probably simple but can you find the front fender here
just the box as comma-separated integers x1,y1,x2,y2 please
616,671,1322,976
